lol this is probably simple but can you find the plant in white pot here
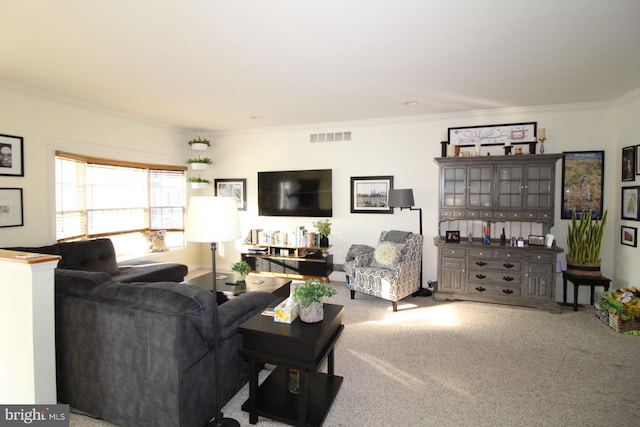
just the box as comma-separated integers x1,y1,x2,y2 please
188,176,210,189
188,136,211,151
292,279,336,323
566,209,608,276
186,156,213,170
231,260,251,282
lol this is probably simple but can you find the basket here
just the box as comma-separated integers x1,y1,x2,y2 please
608,312,640,334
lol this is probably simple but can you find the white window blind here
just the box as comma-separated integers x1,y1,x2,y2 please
55,152,186,244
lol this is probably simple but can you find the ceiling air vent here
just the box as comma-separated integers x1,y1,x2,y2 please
310,131,352,143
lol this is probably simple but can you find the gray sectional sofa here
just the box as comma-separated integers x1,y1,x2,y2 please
12,238,276,426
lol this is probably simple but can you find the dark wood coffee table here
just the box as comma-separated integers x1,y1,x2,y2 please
238,301,344,426
184,273,292,299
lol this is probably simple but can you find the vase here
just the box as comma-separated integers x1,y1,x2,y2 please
320,236,329,248
299,300,323,323
566,255,601,277
233,271,246,283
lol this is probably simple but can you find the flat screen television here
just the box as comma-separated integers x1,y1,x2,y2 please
258,169,332,217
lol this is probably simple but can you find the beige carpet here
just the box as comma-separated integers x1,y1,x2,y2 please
71,281,640,427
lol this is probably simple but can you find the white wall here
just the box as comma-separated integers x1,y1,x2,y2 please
208,101,628,301
613,89,640,289
0,81,200,267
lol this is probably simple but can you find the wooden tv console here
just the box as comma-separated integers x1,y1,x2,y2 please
242,244,333,282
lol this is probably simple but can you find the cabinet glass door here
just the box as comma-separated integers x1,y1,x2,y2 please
524,165,552,209
467,166,493,208
442,167,466,207
496,165,522,208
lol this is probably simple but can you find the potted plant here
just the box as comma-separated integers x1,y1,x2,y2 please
188,136,211,151
231,260,251,282
292,279,337,323
566,209,608,276
186,156,213,170
188,176,210,189
313,219,331,247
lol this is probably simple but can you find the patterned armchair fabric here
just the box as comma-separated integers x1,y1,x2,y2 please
346,231,423,311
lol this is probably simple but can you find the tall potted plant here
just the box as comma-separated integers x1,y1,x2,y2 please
566,209,607,276
292,279,336,323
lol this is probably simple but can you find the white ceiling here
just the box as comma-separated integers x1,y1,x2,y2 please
1,0,640,132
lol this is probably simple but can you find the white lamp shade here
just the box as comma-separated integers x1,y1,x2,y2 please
185,196,241,243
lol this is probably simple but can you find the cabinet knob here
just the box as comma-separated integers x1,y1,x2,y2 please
503,276,514,282
502,289,514,295
475,274,486,279
503,263,514,269
475,286,486,292
475,261,487,266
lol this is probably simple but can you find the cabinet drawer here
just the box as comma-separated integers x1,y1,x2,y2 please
494,250,522,260
524,252,554,263
538,211,553,220
508,212,522,220
440,209,466,219
441,248,466,257
523,212,537,219
442,257,465,269
468,248,495,258
469,283,521,297
468,270,521,284
493,211,509,220
468,210,492,218
469,259,521,271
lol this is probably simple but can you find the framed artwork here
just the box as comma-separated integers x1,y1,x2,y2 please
448,122,537,147
350,176,393,214
636,144,640,176
621,226,637,247
214,178,247,211
621,186,639,221
445,230,460,243
0,188,24,227
0,134,24,177
561,151,605,219
622,146,635,182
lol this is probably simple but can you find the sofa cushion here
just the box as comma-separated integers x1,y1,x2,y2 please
116,259,188,282
55,269,113,296
57,238,119,275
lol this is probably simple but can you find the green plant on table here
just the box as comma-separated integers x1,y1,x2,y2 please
567,209,608,263
292,279,336,307
231,260,251,276
313,219,331,237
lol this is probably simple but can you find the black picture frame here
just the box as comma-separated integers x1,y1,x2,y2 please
0,134,24,177
445,230,460,243
214,178,247,211
621,186,640,221
621,226,637,247
636,144,640,176
0,188,24,227
528,235,545,246
447,122,537,147
561,151,605,219
350,176,393,214
622,146,635,182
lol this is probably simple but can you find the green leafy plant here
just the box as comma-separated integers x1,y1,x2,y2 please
313,219,331,237
567,209,608,263
188,136,211,146
187,176,211,183
231,260,251,276
186,157,212,164
293,279,336,307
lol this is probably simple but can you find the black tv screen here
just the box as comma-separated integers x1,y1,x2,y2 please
258,169,332,217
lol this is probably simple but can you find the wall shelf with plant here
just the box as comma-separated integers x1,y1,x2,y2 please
188,176,211,189
188,136,211,151
186,156,213,170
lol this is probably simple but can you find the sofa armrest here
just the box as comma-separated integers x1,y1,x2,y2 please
218,292,277,341
353,251,374,268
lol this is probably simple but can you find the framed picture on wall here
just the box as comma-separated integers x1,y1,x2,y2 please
621,226,637,247
0,134,24,177
350,176,394,214
561,151,605,219
621,186,640,221
622,146,635,182
0,188,24,227
214,178,247,211
636,144,640,176
447,122,537,146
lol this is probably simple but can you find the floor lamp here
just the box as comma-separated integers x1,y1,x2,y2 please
388,189,424,289
185,196,242,427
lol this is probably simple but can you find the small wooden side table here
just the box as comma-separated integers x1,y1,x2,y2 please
562,271,611,312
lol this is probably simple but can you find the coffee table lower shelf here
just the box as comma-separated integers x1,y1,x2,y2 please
241,366,343,427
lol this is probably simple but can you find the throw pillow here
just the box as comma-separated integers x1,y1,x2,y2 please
145,230,169,253
370,241,405,269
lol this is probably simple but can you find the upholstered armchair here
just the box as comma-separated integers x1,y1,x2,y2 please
346,230,423,311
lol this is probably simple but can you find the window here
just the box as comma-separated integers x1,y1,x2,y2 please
55,152,187,255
